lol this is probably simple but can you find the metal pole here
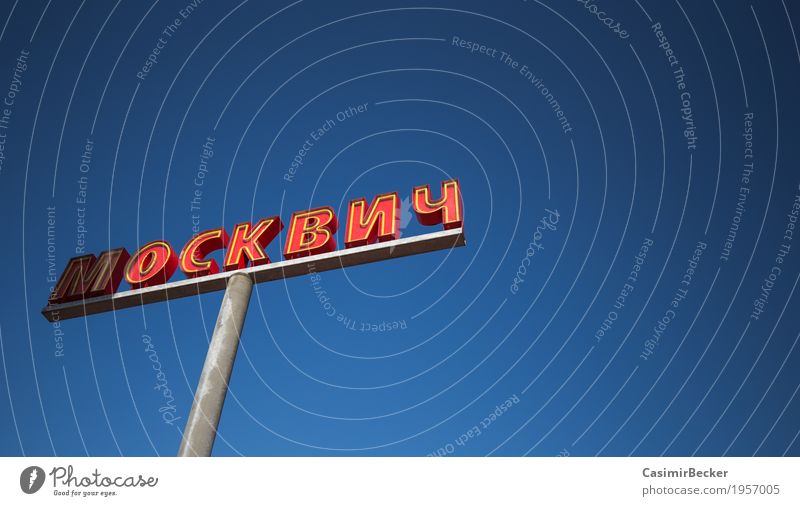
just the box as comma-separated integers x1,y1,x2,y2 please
178,272,253,457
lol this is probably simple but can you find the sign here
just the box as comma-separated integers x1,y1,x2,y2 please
42,179,465,321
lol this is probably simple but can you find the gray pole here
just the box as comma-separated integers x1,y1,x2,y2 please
178,272,253,457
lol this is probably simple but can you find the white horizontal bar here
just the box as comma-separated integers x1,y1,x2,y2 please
4,457,799,505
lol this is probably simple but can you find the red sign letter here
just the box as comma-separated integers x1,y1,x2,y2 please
344,192,400,248
180,228,230,278
284,206,338,259
125,241,178,289
49,248,130,303
223,217,283,271
412,179,463,229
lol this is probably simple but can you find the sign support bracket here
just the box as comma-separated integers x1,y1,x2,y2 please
178,272,253,457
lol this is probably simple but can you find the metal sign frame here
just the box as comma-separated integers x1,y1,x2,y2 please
42,227,465,322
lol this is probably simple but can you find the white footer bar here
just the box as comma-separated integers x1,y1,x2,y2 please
2,457,798,505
